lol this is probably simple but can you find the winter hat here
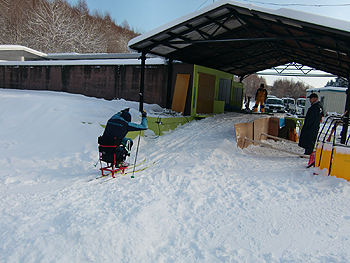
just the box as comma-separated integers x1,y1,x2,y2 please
307,93,318,99
121,109,131,122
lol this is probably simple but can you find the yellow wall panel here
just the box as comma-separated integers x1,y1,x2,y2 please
171,74,190,115
319,142,333,171
330,146,350,181
315,142,323,167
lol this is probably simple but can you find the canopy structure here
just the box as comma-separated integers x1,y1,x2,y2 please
129,0,350,79
128,0,350,142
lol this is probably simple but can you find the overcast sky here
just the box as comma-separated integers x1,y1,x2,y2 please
68,0,350,87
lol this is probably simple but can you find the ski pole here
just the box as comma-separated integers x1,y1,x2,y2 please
132,130,142,178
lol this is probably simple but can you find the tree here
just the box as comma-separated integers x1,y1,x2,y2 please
0,0,30,44
236,74,267,98
326,76,348,87
271,78,311,99
0,0,140,53
73,0,89,15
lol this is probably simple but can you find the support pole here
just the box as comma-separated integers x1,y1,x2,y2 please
166,58,173,109
341,73,350,144
139,52,146,112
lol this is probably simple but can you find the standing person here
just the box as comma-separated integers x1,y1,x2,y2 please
100,108,147,165
253,83,268,113
298,93,324,155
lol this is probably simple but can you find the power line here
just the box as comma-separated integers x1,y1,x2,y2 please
195,0,209,11
242,0,350,7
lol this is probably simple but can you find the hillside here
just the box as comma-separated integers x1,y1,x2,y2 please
0,0,138,53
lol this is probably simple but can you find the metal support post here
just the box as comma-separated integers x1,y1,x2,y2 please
340,73,350,144
139,52,146,113
166,58,173,109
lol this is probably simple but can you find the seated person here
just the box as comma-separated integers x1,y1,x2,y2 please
100,108,147,165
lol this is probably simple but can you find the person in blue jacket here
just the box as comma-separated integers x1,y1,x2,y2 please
100,108,147,164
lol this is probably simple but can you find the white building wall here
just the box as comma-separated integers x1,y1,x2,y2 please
306,87,346,116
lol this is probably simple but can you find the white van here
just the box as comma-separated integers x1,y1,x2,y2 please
305,87,346,116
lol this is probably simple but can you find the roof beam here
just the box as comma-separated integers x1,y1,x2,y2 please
168,35,314,45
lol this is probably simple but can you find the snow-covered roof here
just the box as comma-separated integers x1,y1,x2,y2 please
0,45,47,61
129,0,350,47
46,52,157,60
0,57,167,66
307,87,348,93
128,0,350,79
0,45,160,63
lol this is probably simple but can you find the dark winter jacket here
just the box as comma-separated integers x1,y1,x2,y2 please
298,101,324,154
101,112,147,144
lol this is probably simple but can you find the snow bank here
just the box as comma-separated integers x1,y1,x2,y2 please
1,89,350,262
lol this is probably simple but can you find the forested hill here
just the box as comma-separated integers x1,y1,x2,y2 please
0,0,140,54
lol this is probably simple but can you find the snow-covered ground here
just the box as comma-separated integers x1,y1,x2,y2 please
1,88,350,262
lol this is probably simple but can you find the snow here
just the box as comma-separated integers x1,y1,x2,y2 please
1,88,350,262
0,57,166,66
334,145,350,155
0,45,47,58
323,142,334,151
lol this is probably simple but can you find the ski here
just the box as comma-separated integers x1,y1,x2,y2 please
86,158,146,182
124,161,155,178
97,161,155,184
85,172,110,182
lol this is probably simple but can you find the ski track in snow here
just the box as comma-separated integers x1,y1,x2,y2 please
1,89,350,262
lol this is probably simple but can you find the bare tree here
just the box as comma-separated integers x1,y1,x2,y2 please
24,0,76,52
0,0,140,53
0,0,9,42
71,11,109,53
235,74,311,101
0,0,30,44
235,74,267,98
271,78,311,99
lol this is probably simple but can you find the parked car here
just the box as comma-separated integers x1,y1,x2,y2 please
296,97,306,116
282,97,296,114
265,98,286,113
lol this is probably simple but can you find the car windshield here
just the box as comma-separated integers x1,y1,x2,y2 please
267,99,283,105
298,99,306,106
285,99,294,104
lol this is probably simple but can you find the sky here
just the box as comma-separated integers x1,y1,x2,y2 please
68,0,350,88
69,0,350,33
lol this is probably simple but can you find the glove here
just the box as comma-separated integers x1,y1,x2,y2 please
142,111,147,118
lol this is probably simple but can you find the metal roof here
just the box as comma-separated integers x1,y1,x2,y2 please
0,57,166,66
0,45,159,62
0,45,47,61
46,52,156,60
128,0,350,79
